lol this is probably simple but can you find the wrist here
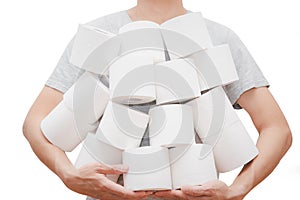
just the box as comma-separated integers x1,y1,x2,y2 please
57,165,79,184
227,184,249,200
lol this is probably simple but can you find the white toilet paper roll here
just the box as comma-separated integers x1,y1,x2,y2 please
118,26,164,56
213,115,259,173
149,104,195,147
186,87,258,172
161,28,203,60
169,144,218,189
204,44,238,86
75,133,122,182
155,59,201,104
70,24,116,74
109,21,165,105
110,51,163,105
66,72,110,124
160,12,211,59
40,101,98,152
41,72,109,152
161,12,213,49
123,146,172,191
96,101,149,150
119,20,160,33
187,44,239,91
63,84,75,111
186,87,224,140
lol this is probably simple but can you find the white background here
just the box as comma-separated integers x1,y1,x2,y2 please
0,0,299,199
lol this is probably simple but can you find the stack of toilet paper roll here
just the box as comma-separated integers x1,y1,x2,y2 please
123,103,218,190
40,11,259,190
75,101,149,182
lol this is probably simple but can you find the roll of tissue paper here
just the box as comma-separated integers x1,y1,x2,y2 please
161,12,213,50
74,133,122,182
41,100,91,152
72,72,110,127
186,87,258,172
160,12,212,60
119,21,160,33
123,146,172,191
69,24,119,75
118,21,164,55
149,104,195,147
109,51,162,105
41,72,109,152
155,58,201,104
169,144,218,189
109,21,165,105
187,44,239,91
96,101,149,150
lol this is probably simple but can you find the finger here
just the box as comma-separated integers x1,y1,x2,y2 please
94,192,119,200
181,185,213,197
101,192,150,200
133,191,154,200
93,163,129,174
102,178,150,199
95,191,145,200
135,190,154,195
154,189,187,199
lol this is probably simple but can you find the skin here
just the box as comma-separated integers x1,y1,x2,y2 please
23,0,292,199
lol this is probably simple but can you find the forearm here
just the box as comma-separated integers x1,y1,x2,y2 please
23,114,76,182
23,86,75,182
229,126,292,199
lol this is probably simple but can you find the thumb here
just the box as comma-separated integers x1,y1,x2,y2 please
94,163,129,174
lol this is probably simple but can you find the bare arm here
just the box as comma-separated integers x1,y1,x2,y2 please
227,87,292,198
23,86,150,200
23,86,72,178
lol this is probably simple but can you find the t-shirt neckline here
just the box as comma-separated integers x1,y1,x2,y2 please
123,9,192,24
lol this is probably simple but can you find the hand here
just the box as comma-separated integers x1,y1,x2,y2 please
154,180,243,200
63,163,151,200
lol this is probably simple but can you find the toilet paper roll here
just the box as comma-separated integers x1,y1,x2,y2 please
41,101,98,152
123,146,172,191
62,84,75,111
155,58,201,104
186,87,258,172
161,12,213,49
69,24,116,74
41,72,109,152
169,144,218,189
119,20,160,34
160,12,211,59
110,51,163,105
119,27,164,55
96,101,149,150
75,133,122,182
82,35,121,75
160,29,203,59
213,114,259,173
186,87,226,140
187,44,239,91
109,21,165,104
204,44,238,86
149,104,195,147
66,72,110,124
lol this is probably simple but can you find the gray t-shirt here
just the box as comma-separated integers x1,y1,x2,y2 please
45,10,269,200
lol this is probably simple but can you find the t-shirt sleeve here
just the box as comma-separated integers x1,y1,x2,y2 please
222,28,269,109
45,36,85,93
